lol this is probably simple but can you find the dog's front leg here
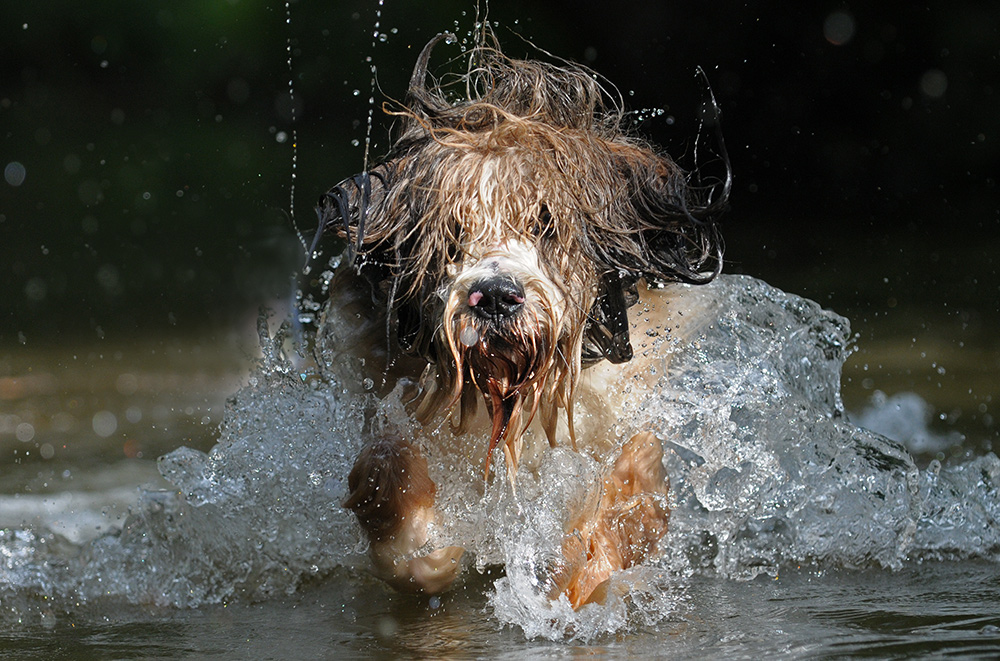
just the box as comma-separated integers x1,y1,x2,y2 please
556,431,670,608
343,435,464,593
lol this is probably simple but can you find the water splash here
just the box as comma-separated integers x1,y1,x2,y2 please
0,276,998,638
285,1,298,239
853,390,963,456
362,0,386,171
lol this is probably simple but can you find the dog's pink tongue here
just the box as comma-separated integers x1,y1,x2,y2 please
468,291,483,307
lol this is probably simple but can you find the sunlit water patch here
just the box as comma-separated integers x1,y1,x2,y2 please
1,275,997,641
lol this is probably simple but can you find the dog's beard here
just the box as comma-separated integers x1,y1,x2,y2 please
463,321,548,471
441,292,565,480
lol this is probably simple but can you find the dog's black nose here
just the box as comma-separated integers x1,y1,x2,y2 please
468,277,525,320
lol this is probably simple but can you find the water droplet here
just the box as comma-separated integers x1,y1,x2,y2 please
283,0,301,253
15,422,35,442
460,326,480,347
92,411,118,438
4,161,26,186
823,11,856,46
920,69,948,98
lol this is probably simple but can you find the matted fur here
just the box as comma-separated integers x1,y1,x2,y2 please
314,31,726,479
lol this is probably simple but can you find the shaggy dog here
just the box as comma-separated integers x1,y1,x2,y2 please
310,33,726,608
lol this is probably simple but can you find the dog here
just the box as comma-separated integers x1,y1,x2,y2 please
309,32,726,608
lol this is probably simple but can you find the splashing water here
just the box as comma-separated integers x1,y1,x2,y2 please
362,0,385,171
1,276,998,639
285,1,298,236
853,390,964,456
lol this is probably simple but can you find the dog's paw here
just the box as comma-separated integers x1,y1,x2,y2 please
610,431,669,500
375,543,466,594
344,437,466,594
557,431,670,608
343,436,436,543
606,431,669,567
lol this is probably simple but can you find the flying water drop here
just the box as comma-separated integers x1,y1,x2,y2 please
460,325,480,347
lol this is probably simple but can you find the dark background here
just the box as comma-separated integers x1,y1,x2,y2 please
3,0,998,345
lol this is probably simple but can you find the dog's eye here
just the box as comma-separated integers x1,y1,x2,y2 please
531,205,555,239
444,221,463,263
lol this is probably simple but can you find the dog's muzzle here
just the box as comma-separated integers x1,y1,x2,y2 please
467,276,525,323
442,264,560,478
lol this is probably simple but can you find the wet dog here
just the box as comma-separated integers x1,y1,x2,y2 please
310,32,726,607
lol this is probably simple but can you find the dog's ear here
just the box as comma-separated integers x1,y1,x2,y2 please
634,157,726,286
404,32,457,121
313,169,391,265
583,272,637,365
585,145,726,288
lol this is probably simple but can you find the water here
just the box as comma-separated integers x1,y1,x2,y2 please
1,276,998,656
283,0,299,240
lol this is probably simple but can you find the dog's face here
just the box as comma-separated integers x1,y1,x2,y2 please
440,219,595,460
444,236,577,396
315,34,725,474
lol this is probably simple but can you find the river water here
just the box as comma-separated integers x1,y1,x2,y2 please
1,275,998,658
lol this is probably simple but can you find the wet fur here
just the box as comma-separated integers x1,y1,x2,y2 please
312,31,726,606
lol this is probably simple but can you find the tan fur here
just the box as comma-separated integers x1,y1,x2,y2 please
315,31,726,607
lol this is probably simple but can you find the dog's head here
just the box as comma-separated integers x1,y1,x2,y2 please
315,33,726,475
